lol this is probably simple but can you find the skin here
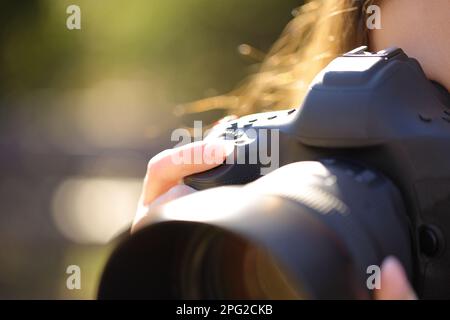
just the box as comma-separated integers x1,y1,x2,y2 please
133,0,450,299
131,115,237,233
370,0,450,91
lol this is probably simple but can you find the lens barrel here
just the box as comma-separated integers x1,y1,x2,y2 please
98,160,412,299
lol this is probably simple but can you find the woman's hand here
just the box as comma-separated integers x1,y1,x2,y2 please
131,136,235,233
376,256,417,300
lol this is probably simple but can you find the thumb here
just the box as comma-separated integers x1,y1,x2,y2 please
375,256,417,300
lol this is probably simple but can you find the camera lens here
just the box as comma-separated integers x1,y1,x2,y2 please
179,226,305,299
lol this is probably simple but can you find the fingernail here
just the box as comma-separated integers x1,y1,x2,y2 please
203,139,235,166
381,256,417,300
207,139,235,157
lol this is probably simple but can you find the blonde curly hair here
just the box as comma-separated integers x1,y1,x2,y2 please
179,0,375,117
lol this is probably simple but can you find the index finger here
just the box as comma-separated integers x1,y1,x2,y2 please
141,139,234,205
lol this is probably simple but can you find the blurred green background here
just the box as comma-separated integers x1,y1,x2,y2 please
0,0,301,299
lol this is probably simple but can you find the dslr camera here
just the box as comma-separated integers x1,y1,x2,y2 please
98,47,450,299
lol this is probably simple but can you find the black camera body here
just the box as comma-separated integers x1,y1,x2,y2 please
99,47,450,299
184,46,450,298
